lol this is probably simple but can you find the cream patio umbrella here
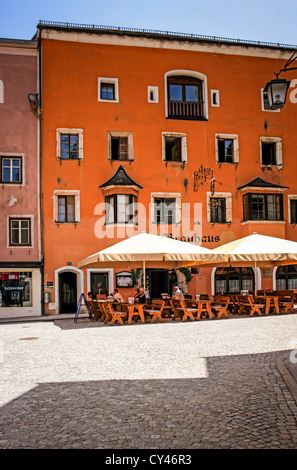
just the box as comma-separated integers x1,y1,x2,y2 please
77,231,224,290
211,232,297,294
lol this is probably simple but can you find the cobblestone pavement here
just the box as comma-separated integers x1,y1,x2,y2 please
0,314,297,449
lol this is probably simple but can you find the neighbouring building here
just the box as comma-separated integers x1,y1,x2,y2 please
35,21,297,314
0,38,42,318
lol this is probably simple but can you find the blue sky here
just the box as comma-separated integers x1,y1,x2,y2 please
1,0,297,46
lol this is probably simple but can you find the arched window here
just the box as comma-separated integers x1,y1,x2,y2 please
276,265,297,290
165,71,208,120
215,267,254,294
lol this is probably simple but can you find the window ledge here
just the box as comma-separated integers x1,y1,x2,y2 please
241,220,285,225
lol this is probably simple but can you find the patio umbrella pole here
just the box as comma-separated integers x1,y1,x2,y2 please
143,260,146,293
254,260,257,295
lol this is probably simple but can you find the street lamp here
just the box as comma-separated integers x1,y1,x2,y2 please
264,50,297,109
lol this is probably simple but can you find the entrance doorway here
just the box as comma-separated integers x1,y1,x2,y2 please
59,271,77,313
91,272,109,297
148,269,177,299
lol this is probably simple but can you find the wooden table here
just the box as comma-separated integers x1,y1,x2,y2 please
194,300,213,319
112,302,145,324
255,296,280,315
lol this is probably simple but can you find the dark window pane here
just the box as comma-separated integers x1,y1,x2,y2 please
262,142,276,165
291,200,297,224
165,137,182,162
101,83,115,100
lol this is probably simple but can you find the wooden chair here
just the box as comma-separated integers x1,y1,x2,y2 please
276,291,295,313
179,300,197,321
235,295,252,315
248,295,265,316
88,300,101,321
145,299,165,323
170,299,184,321
101,302,127,325
211,296,230,319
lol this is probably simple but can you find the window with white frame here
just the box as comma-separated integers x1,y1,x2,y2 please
215,134,239,164
107,131,134,161
53,190,80,224
151,192,181,225
1,156,22,183
56,129,83,160
162,132,187,163
148,86,159,103
260,137,282,167
98,77,119,103
288,195,297,224
261,88,280,112
211,90,220,107
207,192,232,224
165,70,208,120
8,217,32,246
105,194,137,225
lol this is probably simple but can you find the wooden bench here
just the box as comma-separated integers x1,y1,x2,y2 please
211,296,230,319
101,302,127,325
144,300,165,323
276,290,295,313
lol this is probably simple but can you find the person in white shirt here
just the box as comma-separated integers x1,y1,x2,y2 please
112,289,124,302
173,285,184,299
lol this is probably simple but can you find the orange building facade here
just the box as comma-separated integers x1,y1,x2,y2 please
37,22,297,314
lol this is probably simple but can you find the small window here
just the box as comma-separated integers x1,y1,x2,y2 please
261,88,280,113
107,132,134,161
162,133,187,163
53,190,80,224
217,139,233,163
215,134,239,165
260,137,282,166
57,195,76,223
153,197,176,224
209,197,226,223
98,78,119,103
105,194,137,225
111,137,128,161
9,218,31,246
60,134,79,159
289,197,297,224
148,86,158,103
211,90,220,107
165,137,182,162
101,83,115,100
56,129,83,160
1,157,22,183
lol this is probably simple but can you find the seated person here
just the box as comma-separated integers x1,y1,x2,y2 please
113,289,124,303
87,292,93,301
134,287,146,303
173,285,184,300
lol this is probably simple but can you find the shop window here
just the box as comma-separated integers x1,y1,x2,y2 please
105,194,137,225
98,77,119,103
107,132,134,161
276,265,297,290
215,134,239,164
0,271,32,308
1,156,22,183
56,129,83,160
9,218,31,246
53,190,80,224
243,193,283,221
215,267,254,294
